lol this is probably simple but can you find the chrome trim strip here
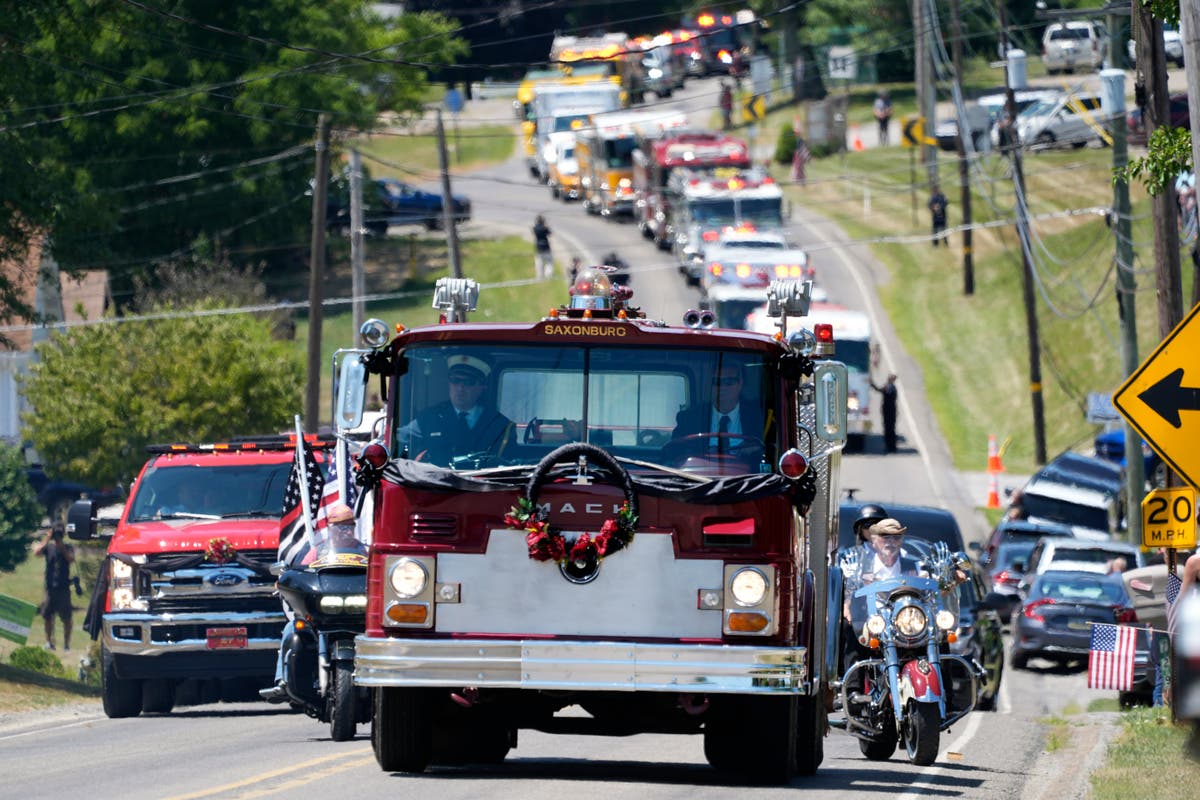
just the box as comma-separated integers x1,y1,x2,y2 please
101,610,286,656
355,637,808,694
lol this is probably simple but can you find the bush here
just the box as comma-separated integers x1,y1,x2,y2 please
9,645,68,678
0,441,44,572
774,123,797,165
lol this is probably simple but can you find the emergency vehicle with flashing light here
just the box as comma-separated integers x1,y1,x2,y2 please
545,131,581,201
550,33,646,106
531,82,623,183
336,271,851,782
700,241,813,330
668,167,786,284
632,131,751,251
686,8,760,76
515,64,622,179
575,107,688,218
68,436,333,718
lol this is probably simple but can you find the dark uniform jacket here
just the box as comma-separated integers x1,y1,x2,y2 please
400,402,513,467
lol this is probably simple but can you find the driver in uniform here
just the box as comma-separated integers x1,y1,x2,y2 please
398,355,513,467
671,363,764,452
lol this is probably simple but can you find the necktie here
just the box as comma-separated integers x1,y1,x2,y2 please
717,415,730,453
458,411,470,430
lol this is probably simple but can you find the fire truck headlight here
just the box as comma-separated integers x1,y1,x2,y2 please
389,558,429,599
730,568,768,606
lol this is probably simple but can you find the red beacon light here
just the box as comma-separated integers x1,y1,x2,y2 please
570,266,613,311
777,449,809,479
813,323,835,357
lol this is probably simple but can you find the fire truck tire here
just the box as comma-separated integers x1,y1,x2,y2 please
794,695,825,775
704,696,797,783
101,647,143,719
141,679,176,714
329,661,357,742
373,687,433,773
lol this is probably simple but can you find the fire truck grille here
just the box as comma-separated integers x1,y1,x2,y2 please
411,513,458,538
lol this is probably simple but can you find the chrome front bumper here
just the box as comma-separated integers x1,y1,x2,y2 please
356,637,809,694
102,609,286,656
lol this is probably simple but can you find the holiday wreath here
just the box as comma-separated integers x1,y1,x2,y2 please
204,537,237,564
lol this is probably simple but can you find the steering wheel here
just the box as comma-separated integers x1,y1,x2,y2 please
662,432,765,463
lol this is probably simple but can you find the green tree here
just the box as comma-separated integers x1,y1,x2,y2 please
19,306,303,488
0,1,465,318
0,441,43,573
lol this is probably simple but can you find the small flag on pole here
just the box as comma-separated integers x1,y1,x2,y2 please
278,437,325,566
1166,571,1183,635
1087,622,1136,691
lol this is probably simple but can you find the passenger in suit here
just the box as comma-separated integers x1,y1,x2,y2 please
398,355,513,467
670,363,766,452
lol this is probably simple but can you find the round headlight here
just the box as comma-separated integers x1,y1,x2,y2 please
935,609,957,630
894,605,928,637
389,558,428,599
730,568,768,606
866,614,886,636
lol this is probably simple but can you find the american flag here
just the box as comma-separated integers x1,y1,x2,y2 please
277,439,325,565
1087,622,1137,691
1166,571,1183,635
314,439,358,531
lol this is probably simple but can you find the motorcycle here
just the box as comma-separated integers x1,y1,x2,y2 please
838,539,985,765
274,527,371,741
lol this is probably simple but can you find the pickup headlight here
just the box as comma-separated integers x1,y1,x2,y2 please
109,558,145,611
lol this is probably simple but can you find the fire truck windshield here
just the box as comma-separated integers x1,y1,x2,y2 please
392,344,780,475
128,463,295,522
603,137,639,167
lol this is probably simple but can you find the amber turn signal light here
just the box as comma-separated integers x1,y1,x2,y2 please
727,612,769,632
386,603,428,624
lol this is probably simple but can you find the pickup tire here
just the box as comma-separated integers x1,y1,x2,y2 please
102,647,143,718
373,687,433,773
142,678,176,714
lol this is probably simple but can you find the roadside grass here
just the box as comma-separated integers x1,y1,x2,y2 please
775,126,1183,476
0,681,92,714
1089,706,1200,798
351,124,516,177
1041,714,1070,752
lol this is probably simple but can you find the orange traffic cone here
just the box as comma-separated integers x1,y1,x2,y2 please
851,125,865,151
986,472,1001,510
987,434,1004,473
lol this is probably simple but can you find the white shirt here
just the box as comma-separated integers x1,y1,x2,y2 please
709,404,743,447
454,405,482,429
869,554,901,582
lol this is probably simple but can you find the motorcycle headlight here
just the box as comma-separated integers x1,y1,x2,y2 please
894,605,928,637
319,595,346,612
730,568,768,606
865,615,886,636
389,558,429,599
936,609,957,630
343,594,368,611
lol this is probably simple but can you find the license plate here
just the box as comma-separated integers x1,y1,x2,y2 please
206,626,248,649
1067,620,1090,631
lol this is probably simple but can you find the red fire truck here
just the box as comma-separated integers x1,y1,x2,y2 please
339,274,849,781
70,436,332,718
632,131,750,251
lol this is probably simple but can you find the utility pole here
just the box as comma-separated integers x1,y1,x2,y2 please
436,109,463,281
913,0,938,187
1101,67,1145,545
951,0,973,295
1000,16,1047,466
305,113,331,434
349,148,365,340
1179,0,1200,307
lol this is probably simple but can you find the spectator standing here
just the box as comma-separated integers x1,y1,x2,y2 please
871,373,899,453
929,184,949,246
34,523,77,651
719,82,733,130
873,90,893,146
533,214,553,279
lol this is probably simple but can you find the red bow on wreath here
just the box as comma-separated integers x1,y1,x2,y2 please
204,537,237,564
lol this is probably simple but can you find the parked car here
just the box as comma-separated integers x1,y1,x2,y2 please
1127,25,1184,68
1094,426,1167,487
1016,475,1120,539
1032,451,1128,531
327,176,471,235
1011,570,1153,705
1126,92,1190,147
986,539,1040,624
1018,538,1145,597
979,518,1077,567
1041,20,1109,74
838,501,966,553
934,105,992,152
952,565,1007,710
994,92,1106,149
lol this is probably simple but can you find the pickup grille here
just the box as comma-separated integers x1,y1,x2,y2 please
141,550,280,616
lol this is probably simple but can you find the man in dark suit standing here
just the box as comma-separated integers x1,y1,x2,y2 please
671,363,765,452
399,355,513,467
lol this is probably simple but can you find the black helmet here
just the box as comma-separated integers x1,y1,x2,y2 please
853,504,890,538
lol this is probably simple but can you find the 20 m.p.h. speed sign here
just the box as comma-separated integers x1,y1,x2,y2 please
1141,487,1197,551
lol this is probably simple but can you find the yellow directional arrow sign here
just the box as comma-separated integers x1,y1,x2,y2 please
1113,301,1200,491
900,115,937,148
742,94,765,123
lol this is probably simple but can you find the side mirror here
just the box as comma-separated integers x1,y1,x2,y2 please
270,560,287,577
335,354,368,432
66,499,97,540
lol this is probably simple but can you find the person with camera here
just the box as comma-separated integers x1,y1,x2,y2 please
34,522,82,652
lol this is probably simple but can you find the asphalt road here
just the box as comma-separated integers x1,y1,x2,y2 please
0,75,1126,800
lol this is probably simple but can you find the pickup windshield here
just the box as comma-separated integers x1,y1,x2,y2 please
128,463,295,522
392,343,781,476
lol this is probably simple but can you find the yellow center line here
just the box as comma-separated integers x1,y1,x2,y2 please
161,747,372,800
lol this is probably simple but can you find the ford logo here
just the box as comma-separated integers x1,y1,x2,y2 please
206,572,243,588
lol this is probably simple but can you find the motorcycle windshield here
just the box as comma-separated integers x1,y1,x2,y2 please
309,523,369,571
